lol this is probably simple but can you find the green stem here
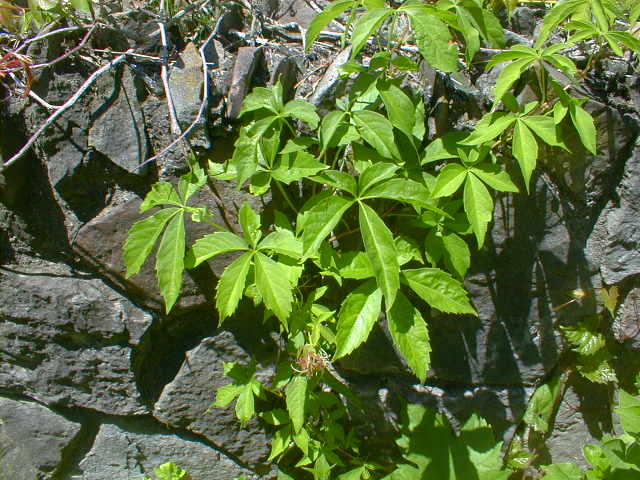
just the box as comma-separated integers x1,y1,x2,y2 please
275,180,298,214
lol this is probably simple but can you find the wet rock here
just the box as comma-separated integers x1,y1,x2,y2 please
77,422,258,480
153,333,273,471
0,395,81,479
0,261,149,414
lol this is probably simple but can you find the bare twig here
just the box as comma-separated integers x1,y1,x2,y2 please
16,26,86,52
8,72,60,110
158,0,182,136
0,51,131,173
92,49,164,63
137,31,215,170
29,24,97,70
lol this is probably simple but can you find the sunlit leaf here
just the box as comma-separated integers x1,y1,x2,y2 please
216,251,253,323
402,268,476,314
359,202,400,308
334,280,382,359
387,291,431,383
156,212,186,313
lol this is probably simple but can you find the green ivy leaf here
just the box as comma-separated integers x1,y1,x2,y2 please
351,8,394,58
156,212,186,313
576,349,617,384
358,162,400,196
269,425,293,461
214,383,244,408
258,229,303,259
337,251,374,279
561,323,606,356
361,178,448,216
512,120,538,191
401,4,459,72
254,252,294,324
457,0,505,48
617,390,640,438
359,201,400,308
186,232,249,269
536,0,584,47
272,151,328,185
402,268,476,315
470,164,519,193
140,182,182,212
569,102,597,155
305,0,355,51
378,79,416,138
311,170,358,196
431,164,468,198
337,466,368,480
286,375,308,434
540,463,584,480
442,232,471,279
334,280,383,359
320,110,348,151
387,292,431,383
461,113,517,146
299,195,354,258
283,99,320,129
71,0,92,13
236,383,256,426
216,251,253,323
154,462,190,480
463,174,493,248
178,156,207,204
493,57,535,105
390,403,509,480
523,374,564,434
239,201,262,247
124,208,180,278
353,110,401,159
260,409,290,426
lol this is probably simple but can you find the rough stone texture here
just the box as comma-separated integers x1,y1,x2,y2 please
587,141,640,285
168,43,211,149
531,375,614,469
1,2,640,478
0,262,150,414
0,396,81,479
154,333,273,472
77,422,258,480
88,66,149,174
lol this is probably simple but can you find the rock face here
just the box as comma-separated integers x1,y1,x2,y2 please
0,396,81,479
1,2,640,479
77,422,258,480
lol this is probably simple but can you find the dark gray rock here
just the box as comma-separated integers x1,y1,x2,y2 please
227,47,265,119
310,47,351,108
88,66,149,174
0,261,149,414
153,333,273,472
587,141,640,284
0,396,81,479
547,103,638,217
77,422,258,480
428,181,573,386
530,375,614,469
168,43,211,149
73,197,214,312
